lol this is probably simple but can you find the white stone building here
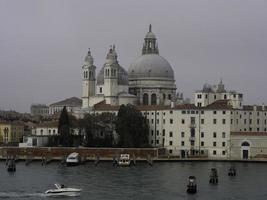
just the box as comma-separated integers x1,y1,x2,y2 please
78,25,267,160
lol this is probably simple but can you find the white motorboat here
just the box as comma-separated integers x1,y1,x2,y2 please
118,154,131,166
45,184,81,196
66,152,80,166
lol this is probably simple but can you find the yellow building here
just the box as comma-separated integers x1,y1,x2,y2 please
0,121,24,144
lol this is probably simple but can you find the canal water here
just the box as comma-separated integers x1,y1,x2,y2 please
0,161,266,200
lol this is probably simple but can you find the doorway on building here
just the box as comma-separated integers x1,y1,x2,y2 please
242,150,249,159
181,150,186,158
241,141,250,159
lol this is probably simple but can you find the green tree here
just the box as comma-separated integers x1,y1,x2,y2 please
116,104,149,148
58,106,71,146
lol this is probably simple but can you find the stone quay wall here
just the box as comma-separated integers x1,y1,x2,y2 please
0,147,160,160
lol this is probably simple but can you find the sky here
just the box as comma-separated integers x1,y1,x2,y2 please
0,0,267,113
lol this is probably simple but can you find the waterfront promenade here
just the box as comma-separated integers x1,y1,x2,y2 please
1,147,267,163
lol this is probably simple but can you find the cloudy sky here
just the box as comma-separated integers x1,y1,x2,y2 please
0,0,267,112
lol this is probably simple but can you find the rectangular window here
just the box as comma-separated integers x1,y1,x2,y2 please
169,132,173,137
169,141,173,146
201,111,204,114
99,87,102,93
157,130,159,136
162,129,165,136
222,132,226,138
213,132,217,138
244,119,247,124
170,119,173,124
257,119,260,125
222,111,226,114
181,141,184,146
222,142,226,147
213,142,217,147
182,110,186,114
213,119,217,124
213,111,217,114
201,119,204,124
163,119,165,124
213,150,217,155
222,119,226,124
151,130,153,136
170,110,173,114
151,119,154,124
181,119,185,124
181,132,185,137
201,132,204,138
222,151,226,155
201,141,204,146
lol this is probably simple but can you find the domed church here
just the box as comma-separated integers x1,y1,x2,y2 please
81,25,177,109
128,25,177,105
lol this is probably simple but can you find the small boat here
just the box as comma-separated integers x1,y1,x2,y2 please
66,152,80,166
187,176,197,194
209,168,218,184
118,154,131,166
45,184,81,196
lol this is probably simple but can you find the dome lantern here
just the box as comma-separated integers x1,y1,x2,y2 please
142,24,159,55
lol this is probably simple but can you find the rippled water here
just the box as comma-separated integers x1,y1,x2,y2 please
1,161,267,199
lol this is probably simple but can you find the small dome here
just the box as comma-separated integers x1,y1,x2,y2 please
145,31,156,39
84,49,93,65
97,64,128,85
128,54,174,79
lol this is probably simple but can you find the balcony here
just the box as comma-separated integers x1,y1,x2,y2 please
189,123,196,128
189,136,195,142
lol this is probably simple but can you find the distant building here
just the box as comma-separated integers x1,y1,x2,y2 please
31,121,58,136
0,121,24,144
30,104,49,116
49,97,82,115
194,80,243,109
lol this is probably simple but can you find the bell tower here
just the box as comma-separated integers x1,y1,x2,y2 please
82,48,96,108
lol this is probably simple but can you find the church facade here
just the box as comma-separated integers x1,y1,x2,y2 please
82,25,178,110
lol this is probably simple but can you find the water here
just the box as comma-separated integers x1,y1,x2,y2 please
0,161,267,199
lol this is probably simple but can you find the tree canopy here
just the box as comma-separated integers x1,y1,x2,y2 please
116,104,149,148
58,106,71,146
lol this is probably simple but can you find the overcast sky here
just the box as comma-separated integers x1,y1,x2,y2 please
0,0,267,113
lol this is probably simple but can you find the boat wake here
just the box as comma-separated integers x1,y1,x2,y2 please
0,191,80,198
0,192,46,198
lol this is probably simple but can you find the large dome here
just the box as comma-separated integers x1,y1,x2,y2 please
128,54,174,79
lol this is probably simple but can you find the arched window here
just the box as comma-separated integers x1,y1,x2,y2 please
151,93,157,105
143,93,148,105
242,141,250,146
89,71,92,79
85,71,88,79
